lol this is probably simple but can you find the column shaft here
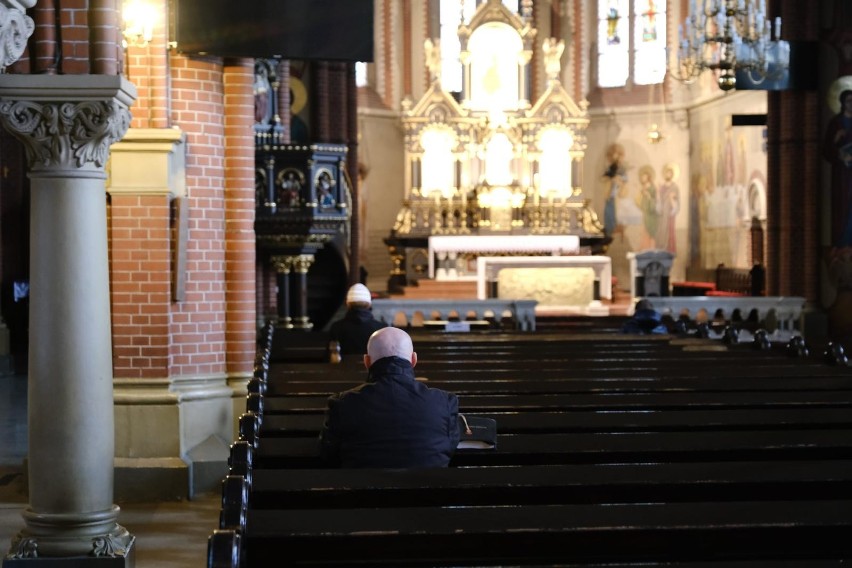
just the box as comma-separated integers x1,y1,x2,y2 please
26,174,120,541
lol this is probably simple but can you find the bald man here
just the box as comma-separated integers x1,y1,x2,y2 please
319,327,460,468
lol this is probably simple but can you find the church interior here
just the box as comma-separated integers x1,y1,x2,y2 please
1,0,852,566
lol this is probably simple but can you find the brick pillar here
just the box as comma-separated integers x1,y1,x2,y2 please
0,74,136,562
223,58,256,380
277,60,291,144
32,0,57,74
89,0,119,75
329,62,347,143
312,61,330,141
403,0,412,97
347,62,360,284
765,0,820,301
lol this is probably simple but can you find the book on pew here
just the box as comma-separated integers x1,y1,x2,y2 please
457,414,497,450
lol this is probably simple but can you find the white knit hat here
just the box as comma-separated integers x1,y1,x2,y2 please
346,283,372,305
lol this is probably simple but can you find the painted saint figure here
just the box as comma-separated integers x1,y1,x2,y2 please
655,163,680,254
637,164,659,250
822,89,852,248
602,143,627,236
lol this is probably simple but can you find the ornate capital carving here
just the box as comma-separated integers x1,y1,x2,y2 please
271,255,292,273
0,99,132,170
0,2,34,70
0,75,137,172
291,254,314,273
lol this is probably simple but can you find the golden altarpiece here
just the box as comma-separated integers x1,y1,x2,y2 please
385,0,607,292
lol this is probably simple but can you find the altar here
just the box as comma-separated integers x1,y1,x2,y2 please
383,1,609,292
476,255,611,315
429,235,580,280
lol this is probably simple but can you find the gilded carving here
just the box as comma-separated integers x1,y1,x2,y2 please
270,256,292,273
291,255,314,273
0,99,132,170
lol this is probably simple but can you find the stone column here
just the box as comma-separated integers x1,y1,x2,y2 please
291,254,314,330
271,256,293,328
0,75,136,564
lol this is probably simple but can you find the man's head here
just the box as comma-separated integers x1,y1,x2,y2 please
364,327,417,369
840,90,852,114
346,283,372,309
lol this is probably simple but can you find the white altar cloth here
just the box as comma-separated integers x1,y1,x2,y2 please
428,235,581,279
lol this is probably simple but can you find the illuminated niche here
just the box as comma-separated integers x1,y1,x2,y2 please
420,125,458,199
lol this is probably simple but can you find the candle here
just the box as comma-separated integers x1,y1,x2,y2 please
774,16,781,39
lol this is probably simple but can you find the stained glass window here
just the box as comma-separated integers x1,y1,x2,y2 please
633,0,667,85
597,0,666,88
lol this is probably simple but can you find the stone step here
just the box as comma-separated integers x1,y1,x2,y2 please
390,279,477,300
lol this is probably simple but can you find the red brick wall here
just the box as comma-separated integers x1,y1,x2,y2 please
109,194,172,378
223,59,257,376
167,55,228,377
110,54,233,380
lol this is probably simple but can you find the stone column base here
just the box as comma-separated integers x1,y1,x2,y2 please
3,538,135,566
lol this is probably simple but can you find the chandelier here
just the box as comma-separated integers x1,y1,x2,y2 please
672,0,790,91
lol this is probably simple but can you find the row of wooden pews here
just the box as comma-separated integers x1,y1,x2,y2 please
208,324,852,567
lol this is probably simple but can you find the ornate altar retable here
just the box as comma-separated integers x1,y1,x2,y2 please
385,0,608,293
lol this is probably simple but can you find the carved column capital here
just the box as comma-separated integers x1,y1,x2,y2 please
271,255,292,273
291,254,315,273
0,75,137,172
0,1,35,71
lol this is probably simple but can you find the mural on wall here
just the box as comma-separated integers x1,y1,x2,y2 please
689,122,767,274
822,82,852,249
289,62,310,144
656,163,680,254
822,77,852,335
599,143,683,258
597,115,766,285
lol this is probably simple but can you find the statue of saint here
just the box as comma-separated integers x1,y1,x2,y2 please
424,38,442,84
542,38,564,82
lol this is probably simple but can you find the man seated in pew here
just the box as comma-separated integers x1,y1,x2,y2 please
328,283,387,358
621,299,668,335
319,327,460,468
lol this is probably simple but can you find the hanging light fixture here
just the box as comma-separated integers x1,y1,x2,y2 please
672,0,789,91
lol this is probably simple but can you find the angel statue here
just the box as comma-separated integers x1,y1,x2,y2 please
541,38,564,82
424,38,442,83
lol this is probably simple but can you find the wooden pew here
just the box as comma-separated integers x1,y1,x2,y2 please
210,328,852,567
255,407,852,436
255,390,852,414
239,460,852,509
223,499,852,566
249,428,852,469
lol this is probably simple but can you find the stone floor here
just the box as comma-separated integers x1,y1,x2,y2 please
0,374,220,567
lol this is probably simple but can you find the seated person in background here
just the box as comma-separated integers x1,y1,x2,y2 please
329,283,387,356
319,327,460,468
621,299,668,335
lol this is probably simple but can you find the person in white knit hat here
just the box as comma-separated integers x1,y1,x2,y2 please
328,283,387,357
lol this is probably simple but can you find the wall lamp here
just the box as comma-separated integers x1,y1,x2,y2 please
122,0,157,48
